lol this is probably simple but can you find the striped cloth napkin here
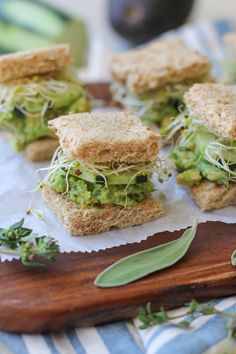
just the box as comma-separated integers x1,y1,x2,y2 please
1,19,235,354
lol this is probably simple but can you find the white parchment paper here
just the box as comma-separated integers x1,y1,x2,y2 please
0,136,235,261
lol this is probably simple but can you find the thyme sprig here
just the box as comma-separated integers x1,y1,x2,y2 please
139,300,236,352
0,218,59,267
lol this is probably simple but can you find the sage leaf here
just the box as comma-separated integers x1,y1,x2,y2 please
95,221,198,288
231,249,236,266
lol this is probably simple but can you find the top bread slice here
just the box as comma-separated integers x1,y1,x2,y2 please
49,112,159,163
224,32,236,57
110,38,211,93
184,83,236,140
0,44,73,83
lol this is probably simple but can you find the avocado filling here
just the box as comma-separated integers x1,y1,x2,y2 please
111,75,211,126
0,71,90,151
42,148,164,208
170,114,236,186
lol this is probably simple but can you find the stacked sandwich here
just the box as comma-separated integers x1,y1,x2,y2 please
224,33,236,83
110,38,211,129
0,44,90,161
42,112,163,235
170,83,236,210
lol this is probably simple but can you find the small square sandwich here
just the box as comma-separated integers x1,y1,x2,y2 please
224,32,236,83
41,112,163,236
110,38,211,129
0,44,90,161
170,83,236,211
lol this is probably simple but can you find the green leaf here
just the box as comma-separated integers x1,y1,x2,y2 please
175,320,191,328
187,299,199,314
200,307,216,315
231,249,236,267
0,219,59,267
94,221,198,288
10,218,25,230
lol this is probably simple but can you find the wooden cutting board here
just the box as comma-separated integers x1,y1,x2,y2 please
0,83,235,334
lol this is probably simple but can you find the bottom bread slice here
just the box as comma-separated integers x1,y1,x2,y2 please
189,180,236,211
42,186,163,236
24,138,59,162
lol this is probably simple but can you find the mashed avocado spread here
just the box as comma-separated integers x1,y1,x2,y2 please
0,72,90,151
44,150,157,208
170,116,236,186
48,168,154,207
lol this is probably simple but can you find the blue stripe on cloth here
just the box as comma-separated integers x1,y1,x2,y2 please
151,302,236,354
213,19,235,56
65,329,87,354
43,334,60,354
96,322,143,354
145,299,222,348
214,19,234,36
0,332,29,354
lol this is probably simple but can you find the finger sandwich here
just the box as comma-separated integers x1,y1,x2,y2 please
171,83,236,210
41,112,163,235
0,44,90,161
110,38,211,129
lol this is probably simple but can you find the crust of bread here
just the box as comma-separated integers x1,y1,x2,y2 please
23,138,58,162
0,44,72,83
49,112,160,163
110,38,211,93
224,33,236,57
189,180,236,211
41,186,163,236
184,83,236,140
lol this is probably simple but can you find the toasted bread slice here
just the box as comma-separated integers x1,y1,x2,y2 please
224,33,236,57
42,186,163,236
49,112,159,163
23,138,58,162
184,83,236,140
0,44,72,83
189,180,236,211
110,38,210,93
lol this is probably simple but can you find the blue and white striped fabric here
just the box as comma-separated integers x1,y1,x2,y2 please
1,19,236,354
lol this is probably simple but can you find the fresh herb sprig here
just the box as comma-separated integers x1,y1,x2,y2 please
139,300,236,352
0,219,59,267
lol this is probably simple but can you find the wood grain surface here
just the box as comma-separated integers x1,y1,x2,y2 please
0,222,235,333
0,83,235,333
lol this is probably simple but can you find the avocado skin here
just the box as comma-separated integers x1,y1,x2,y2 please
109,0,194,44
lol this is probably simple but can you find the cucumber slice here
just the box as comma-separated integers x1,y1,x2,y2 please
70,168,148,185
1,0,65,38
0,21,51,51
194,129,215,156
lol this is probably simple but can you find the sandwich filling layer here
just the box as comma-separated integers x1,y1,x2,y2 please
169,113,236,186
42,148,167,208
111,75,211,127
0,71,90,151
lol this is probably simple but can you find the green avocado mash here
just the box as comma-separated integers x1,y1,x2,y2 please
47,168,155,208
171,115,236,186
0,72,90,151
111,75,212,126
